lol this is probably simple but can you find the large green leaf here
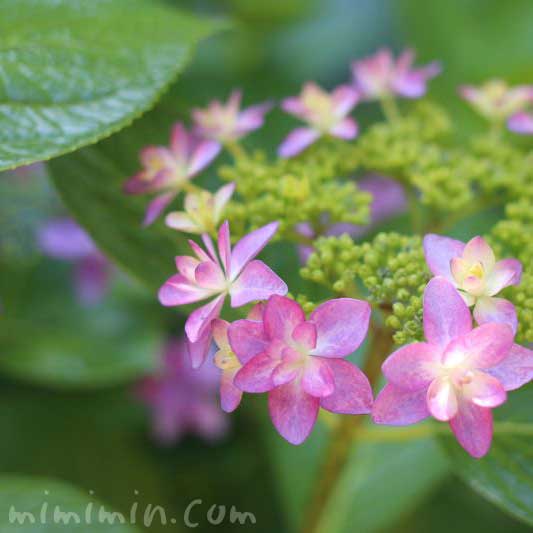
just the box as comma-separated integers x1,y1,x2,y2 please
0,476,140,532
0,0,224,171
442,385,533,526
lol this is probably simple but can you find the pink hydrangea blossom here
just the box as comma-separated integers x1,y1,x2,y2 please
373,277,533,458
136,337,228,445
228,295,373,444
165,183,235,235
192,90,272,147
352,48,440,101
158,221,287,368
278,82,359,158
423,234,522,333
38,218,111,305
123,123,220,226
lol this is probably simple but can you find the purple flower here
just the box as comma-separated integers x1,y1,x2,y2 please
424,234,522,333
352,48,440,101
228,295,373,445
158,221,287,368
373,277,533,458
123,123,220,226
192,90,272,147
38,218,111,305
278,82,359,158
136,337,228,445
508,112,533,135
165,183,235,235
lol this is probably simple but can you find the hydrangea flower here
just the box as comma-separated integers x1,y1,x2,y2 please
351,48,440,101
123,123,220,226
424,234,522,333
459,80,533,130
165,183,235,235
38,218,111,305
228,295,373,444
278,82,359,158
192,90,272,148
158,221,287,368
373,277,533,458
136,338,228,445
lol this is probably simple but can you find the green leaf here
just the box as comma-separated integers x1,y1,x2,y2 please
442,385,533,526
0,475,140,532
0,0,225,171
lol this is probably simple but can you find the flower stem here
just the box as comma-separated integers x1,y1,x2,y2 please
301,324,393,533
225,141,247,161
380,96,401,123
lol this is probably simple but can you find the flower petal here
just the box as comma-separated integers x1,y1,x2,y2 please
302,356,335,398
143,192,176,226
272,348,301,387
423,277,472,347
372,383,430,425
463,371,507,408
158,274,212,306
213,183,236,221
185,294,225,343
278,128,321,158
485,258,522,295
268,381,320,445
74,256,109,305
423,233,464,280
175,256,200,281
195,261,225,290
230,221,279,280
427,377,458,421
264,295,305,342
382,342,441,390
187,327,213,369
169,122,190,162
234,352,278,393
449,400,493,458
38,218,96,260
474,296,518,334
292,321,317,350
508,112,533,134
230,260,288,307
462,236,495,271
228,319,269,364
188,140,221,176
220,368,242,413
331,85,359,116
165,211,199,233
488,343,533,391
235,102,273,135
309,298,371,357
217,221,231,275
212,319,230,352
329,117,358,140
320,359,373,415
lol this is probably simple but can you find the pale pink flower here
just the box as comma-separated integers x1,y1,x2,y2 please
136,338,228,445
123,123,220,226
228,295,373,444
508,112,533,135
278,82,359,158
373,277,533,458
158,221,287,368
352,48,440,101
424,234,522,333
192,90,272,147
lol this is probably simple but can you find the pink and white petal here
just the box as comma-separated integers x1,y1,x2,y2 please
158,274,212,306
188,239,212,262
213,183,236,221
463,371,507,408
187,327,213,369
185,294,225,343
220,369,242,413
247,302,266,321
165,211,199,233
302,356,335,398
445,322,514,369
143,192,176,226
462,275,485,296
230,260,288,308
201,233,218,263
292,321,317,350
462,236,495,271
485,259,522,295
423,277,472,348
194,261,226,291
187,140,221,176
278,128,321,158
169,123,190,163
175,255,200,281
268,380,320,445
281,97,307,118
235,102,273,135
474,296,518,335
331,85,359,116
449,400,493,458
309,298,371,357
264,295,306,343
330,117,358,140
422,233,465,279
212,319,230,352
217,221,232,275
488,343,533,391
272,349,300,387
508,112,533,135
38,218,97,260
450,257,470,284
427,377,458,421
229,221,279,280
372,383,430,425
382,342,441,390
227,319,269,364
320,359,373,415
234,353,278,393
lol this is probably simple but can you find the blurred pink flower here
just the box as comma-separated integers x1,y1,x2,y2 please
508,112,533,135
136,338,228,445
279,82,359,158
123,123,220,226
352,48,440,101
228,295,372,444
158,221,287,368
424,234,522,333
373,277,533,458
38,218,111,305
192,90,272,147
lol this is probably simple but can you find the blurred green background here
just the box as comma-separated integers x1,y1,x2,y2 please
2,0,533,531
